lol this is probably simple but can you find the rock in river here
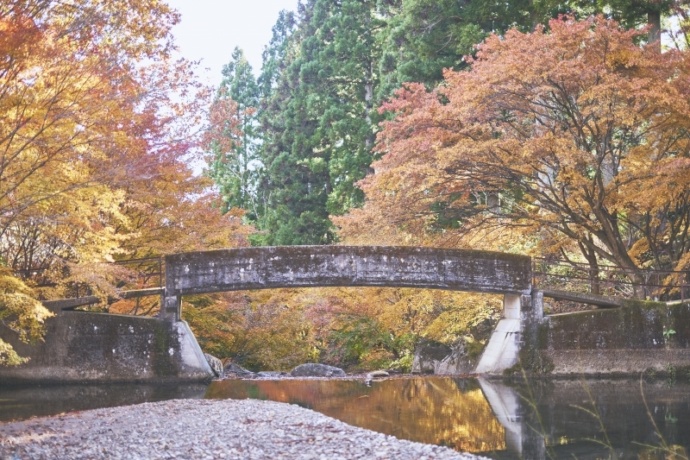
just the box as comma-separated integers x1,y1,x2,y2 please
223,362,256,378
290,363,346,377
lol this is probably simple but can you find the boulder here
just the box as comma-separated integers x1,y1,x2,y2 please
411,340,478,375
435,341,478,375
223,362,256,378
411,341,452,374
204,353,224,378
290,363,346,377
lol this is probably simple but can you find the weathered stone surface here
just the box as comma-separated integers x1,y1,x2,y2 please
542,289,623,308
42,296,100,314
164,246,532,297
204,353,223,378
439,343,483,375
0,312,213,383
475,319,521,374
290,363,346,377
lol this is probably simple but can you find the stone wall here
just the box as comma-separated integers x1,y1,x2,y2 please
534,302,690,375
0,312,213,384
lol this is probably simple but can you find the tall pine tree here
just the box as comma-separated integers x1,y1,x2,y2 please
255,0,392,244
377,0,566,95
207,47,262,219
255,3,335,245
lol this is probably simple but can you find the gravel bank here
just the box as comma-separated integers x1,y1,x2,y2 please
0,399,488,460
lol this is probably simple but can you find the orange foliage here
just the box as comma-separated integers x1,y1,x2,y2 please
355,16,690,273
0,1,254,300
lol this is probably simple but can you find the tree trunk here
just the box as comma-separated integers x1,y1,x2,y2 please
580,239,601,295
648,10,661,52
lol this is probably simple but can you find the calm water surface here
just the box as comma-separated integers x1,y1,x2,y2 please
1,377,689,459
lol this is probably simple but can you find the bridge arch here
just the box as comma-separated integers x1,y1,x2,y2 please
161,245,532,321
159,245,536,374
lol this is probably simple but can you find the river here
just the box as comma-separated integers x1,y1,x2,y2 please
1,376,688,459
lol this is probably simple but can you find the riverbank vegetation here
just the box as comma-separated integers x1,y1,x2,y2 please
2,0,690,370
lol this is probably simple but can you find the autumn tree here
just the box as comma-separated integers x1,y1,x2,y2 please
0,267,52,365
0,0,204,278
0,0,250,363
363,16,690,293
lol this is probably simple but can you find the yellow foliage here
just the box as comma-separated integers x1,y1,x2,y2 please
183,290,314,371
0,267,53,366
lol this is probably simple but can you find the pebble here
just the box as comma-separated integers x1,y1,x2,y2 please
0,399,489,460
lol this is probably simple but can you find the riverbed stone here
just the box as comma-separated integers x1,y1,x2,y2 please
367,370,389,379
0,399,486,460
257,371,289,378
290,363,346,377
412,339,482,375
223,362,256,378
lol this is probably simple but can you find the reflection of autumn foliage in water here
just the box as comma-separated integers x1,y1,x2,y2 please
206,377,505,453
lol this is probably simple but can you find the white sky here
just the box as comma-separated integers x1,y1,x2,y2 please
166,0,300,86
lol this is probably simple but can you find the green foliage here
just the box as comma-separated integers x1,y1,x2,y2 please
252,3,333,245
663,327,677,340
323,313,419,371
376,0,565,96
250,0,389,244
206,48,262,219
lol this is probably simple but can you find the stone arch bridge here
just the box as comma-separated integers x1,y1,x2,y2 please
162,246,533,318
11,245,685,384
161,246,539,373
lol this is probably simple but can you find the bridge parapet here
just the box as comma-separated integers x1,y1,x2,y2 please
161,246,532,321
